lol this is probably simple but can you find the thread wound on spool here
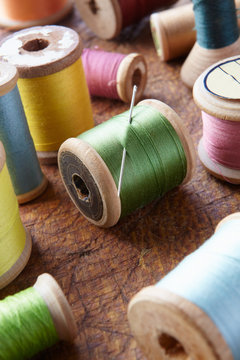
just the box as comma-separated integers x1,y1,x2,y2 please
128,214,240,360
81,49,147,102
0,26,93,162
59,100,195,227
0,273,77,358
74,0,177,39
0,62,47,201
0,0,73,29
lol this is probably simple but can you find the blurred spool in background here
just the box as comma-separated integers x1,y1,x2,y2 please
0,0,73,29
74,0,178,39
193,55,240,184
0,62,48,203
181,0,240,88
58,99,195,228
82,48,147,103
0,25,94,165
0,273,77,359
0,142,32,290
150,0,240,62
128,212,240,360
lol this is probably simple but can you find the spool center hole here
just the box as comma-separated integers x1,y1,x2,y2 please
132,68,142,88
23,38,49,52
158,333,188,359
88,0,99,14
72,174,90,202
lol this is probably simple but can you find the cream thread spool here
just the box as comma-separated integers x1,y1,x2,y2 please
193,55,240,184
58,99,195,228
150,0,240,62
128,213,240,360
0,25,94,165
0,0,73,30
0,141,32,290
150,3,196,61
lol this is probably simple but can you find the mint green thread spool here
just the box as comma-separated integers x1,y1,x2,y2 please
58,99,196,228
0,273,77,360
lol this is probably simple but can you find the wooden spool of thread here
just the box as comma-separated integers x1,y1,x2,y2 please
181,0,240,88
0,62,48,203
58,99,195,228
0,25,94,165
82,48,147,103
0,273,77,359
128,213,240,360
0,0,73,30
150,0,240,62
75,0,177,40
193,55,240,184
0,142,32,290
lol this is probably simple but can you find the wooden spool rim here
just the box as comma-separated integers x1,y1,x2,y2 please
198,138,240,184
193,55,240,121
75,0,122,39
17,175,48,204
216,212,240,231
38,151,58,165
0,62,18,96
34,273,77,342
128,286,232,360
0,0,73,30
58,137,121,228
0,25,82,78
138,99,196,185
116,53,147,103
0,227,32,290
181,37,240,89
150,12,171,61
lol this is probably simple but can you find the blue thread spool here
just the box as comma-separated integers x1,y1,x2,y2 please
181,0,240,88
128,213,240,360
0,62,47,203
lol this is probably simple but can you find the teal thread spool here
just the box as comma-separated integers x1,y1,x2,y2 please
0,62,47,203
58,99,196,227
128,213,240,360
181,0,240,88
0,273,77,359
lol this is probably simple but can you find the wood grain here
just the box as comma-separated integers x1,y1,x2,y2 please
1,1,239,359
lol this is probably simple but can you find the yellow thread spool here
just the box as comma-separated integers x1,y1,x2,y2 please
0,142,32,289
0,25,94,164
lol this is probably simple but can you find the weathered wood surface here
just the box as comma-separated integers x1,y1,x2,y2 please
0,1,239,359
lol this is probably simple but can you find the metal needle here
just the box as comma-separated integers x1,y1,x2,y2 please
117,85,138,197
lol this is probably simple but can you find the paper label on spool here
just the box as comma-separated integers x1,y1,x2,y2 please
204,58,240,100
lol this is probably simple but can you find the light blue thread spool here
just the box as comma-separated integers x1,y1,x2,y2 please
128,213,240,360
0,63,47,203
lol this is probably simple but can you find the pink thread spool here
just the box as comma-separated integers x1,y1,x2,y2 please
82,48,147,103
193,55,240,184
75,0,177,40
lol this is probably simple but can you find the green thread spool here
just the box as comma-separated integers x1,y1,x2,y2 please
0,141,32,290
0,273,77,360
58,99,196,227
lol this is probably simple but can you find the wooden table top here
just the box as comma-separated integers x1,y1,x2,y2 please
0,1,239,359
